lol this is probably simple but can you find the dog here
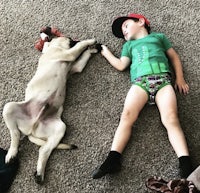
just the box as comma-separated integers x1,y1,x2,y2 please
3,33,99,184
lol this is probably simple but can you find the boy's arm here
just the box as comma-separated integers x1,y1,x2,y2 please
166,48,189,95
101,45,130,71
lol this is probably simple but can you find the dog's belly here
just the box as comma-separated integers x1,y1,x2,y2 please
25,63,69,106
18,61,71,135
26,87,66,108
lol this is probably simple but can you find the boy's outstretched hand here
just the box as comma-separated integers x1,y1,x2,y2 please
174,78,189,95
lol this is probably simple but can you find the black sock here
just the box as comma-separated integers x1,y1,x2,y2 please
99,151,121,173
179,156,193,178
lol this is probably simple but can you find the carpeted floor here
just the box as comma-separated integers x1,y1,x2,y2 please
0,0,199,192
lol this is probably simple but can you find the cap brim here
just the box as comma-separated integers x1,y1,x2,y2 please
112,17,129,38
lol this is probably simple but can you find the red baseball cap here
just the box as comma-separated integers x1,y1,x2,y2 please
112,13,150,38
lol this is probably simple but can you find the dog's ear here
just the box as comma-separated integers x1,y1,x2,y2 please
69,39,80,48
0,148,19,192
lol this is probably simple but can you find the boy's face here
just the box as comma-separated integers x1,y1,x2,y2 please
121,19,142,41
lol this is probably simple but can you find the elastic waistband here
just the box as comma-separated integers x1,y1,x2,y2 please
134,73,171,82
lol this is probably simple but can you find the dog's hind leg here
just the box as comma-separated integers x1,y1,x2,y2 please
3,102,22,163
34,118,67,184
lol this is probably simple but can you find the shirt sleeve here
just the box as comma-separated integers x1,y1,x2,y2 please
121,42,132,59
158,33,172,51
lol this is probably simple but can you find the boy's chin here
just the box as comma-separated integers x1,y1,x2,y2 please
124,35,134,41
124,36,129,41
125,37,132,41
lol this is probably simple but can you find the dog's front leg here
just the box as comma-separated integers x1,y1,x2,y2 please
3,102,21,163
66,39,96,61
70,48,98,74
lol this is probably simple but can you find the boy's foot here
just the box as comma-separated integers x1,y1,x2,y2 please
92,161,121,179
179,156,193,178
92,151,121,179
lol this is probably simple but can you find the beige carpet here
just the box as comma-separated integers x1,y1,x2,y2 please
0,0,199,192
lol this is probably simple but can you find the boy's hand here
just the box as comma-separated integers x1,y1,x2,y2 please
99,44,130,71
101,45,110,56
174,78,189,95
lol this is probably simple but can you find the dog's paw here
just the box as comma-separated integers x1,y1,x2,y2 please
34,171,44,185
86,43,102,54
5,149,18,163
87,48,98,54
95,43,102,53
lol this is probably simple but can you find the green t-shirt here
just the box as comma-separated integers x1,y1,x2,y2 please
121,32,172,81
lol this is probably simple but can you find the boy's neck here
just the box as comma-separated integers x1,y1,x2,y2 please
134,28,149,40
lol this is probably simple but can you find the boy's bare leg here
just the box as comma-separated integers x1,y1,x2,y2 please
111,85,148,153
156,85,193,178
92,85,148,179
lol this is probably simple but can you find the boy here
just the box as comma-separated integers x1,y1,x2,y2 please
92,13,193,179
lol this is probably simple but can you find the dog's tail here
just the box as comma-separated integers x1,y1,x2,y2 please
28,135,77,150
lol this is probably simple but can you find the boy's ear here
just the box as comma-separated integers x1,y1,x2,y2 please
138,18,146,26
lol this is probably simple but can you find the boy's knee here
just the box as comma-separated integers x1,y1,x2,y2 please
161,112,179,126
120,110,138,122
